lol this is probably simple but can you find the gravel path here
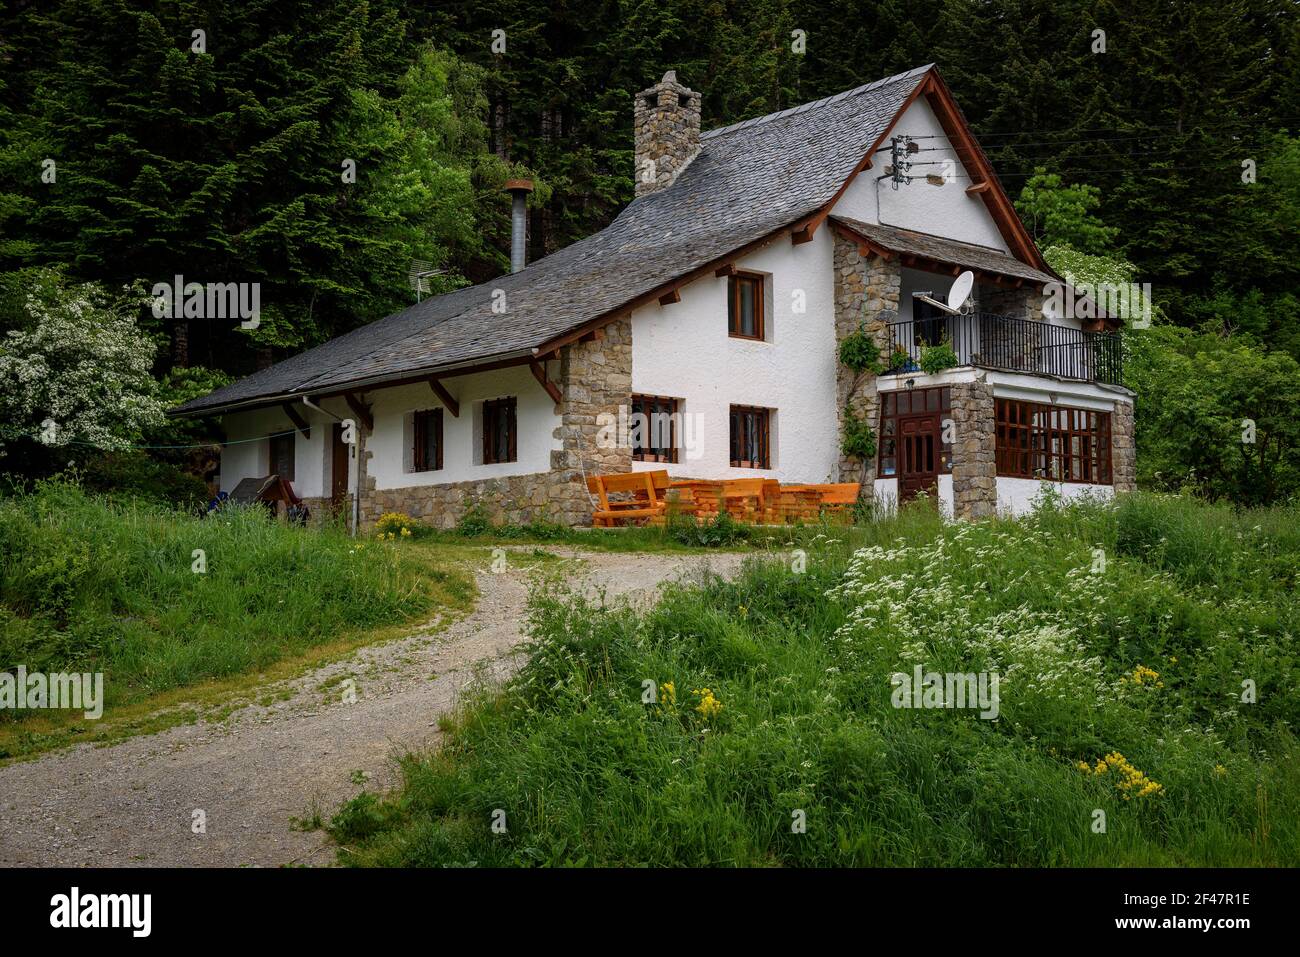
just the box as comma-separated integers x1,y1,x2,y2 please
0,548,746,868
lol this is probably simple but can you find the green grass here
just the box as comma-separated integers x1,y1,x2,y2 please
0,480,476,759
331,492,1300,867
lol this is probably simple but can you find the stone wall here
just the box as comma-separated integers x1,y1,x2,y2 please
982,283,1045,322
949,378,997,520
1112,399,1136,492
833,233,900,486
634,71,701,198
355,317,634,531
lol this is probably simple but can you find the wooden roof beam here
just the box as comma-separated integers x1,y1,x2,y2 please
529,358,562,406
343,392,372,432
428,377,460,417
282,402,311,440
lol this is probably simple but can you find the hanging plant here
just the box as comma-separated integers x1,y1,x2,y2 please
841,407,877,462
838,329,881,373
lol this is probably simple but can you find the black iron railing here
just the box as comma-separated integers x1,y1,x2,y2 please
883,313,1123,385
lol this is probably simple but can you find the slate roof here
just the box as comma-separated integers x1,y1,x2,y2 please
830,216,1057,284
176,65,940,416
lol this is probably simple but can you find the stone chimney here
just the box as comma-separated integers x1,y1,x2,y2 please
634,71,701,198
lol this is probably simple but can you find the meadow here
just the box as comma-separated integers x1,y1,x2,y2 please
331,493,1300,867
0,480,474,758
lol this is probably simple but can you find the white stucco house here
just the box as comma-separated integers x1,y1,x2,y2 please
174,64,1134,529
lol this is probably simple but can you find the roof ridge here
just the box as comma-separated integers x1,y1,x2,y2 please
700,64,933,141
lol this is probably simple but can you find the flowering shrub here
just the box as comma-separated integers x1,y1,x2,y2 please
374,511,421,540
0,269,165,465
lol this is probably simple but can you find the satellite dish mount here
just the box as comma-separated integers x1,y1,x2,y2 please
913,270,975,316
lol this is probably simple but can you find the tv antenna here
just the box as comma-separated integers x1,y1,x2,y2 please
408,260,445,302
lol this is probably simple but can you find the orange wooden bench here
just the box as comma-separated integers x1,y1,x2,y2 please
587,470,671,526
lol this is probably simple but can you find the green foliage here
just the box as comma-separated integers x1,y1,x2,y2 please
80,454,210,510
0,480,472,754
455,504,493,537
840,408,877,463
0,268,164,473
837,329,881,373
665,510,751,547
1015,169,1118,254
330,493,1300,867
0,3,515,373
918,340,959,374
1124,325,1300,505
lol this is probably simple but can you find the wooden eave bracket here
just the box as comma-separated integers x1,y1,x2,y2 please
965,181,990,194
343,392,373,432
428,377,460,417
282,402,311,440
529,358,562,406
658,289,681,306
714,263,737,278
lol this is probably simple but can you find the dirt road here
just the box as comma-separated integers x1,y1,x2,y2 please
0,548,745,867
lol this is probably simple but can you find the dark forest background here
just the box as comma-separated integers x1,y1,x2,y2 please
2,0,1298,502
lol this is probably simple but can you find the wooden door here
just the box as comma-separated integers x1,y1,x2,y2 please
330,423,350,513
898,413,940,502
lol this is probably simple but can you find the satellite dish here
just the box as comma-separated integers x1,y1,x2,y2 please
947,271,975,312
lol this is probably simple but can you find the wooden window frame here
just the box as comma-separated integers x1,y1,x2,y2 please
482,397,517,465
269,431,295,482
630,394,679,464
877,386,952,478
729,405,771,469
412,408,444,473
728,272,765,340
995,398,1112,485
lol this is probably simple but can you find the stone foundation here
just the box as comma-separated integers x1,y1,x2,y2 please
949,378,997,520
362,471,572,529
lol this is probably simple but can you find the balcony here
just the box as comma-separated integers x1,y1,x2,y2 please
884,313,1123,385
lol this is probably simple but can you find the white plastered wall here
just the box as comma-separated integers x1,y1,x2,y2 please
831,96,1010,251
364,364,562,489
628,225,840,483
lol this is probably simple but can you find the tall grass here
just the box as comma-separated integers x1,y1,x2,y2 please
332,493,1300,867
0,480,474,755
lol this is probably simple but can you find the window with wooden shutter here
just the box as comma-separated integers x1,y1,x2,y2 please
729,405,770,469
728,273,765,340
412,408,443,472
269,432,295,481
482,397,517,465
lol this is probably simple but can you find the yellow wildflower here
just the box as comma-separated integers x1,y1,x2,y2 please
693,687,723,719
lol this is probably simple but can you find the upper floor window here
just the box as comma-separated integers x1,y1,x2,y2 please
729,405,771,469
630,394,679,463
412,408,444,472
728,272,764,340
996,399,1111,484
269,432,295,481
482,397,517,465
